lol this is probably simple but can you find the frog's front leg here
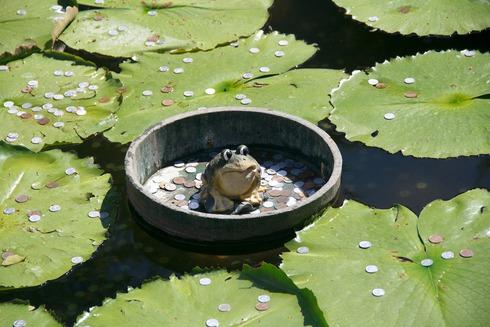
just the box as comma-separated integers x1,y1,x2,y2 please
200,187,235,213
240,186,266,206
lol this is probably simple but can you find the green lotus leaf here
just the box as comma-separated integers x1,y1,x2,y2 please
75,264,320,327
0,143,114,289
331,0,490,36
104,32,346,144
0,0,63,63
59,0,273,57
281,189,490,327
0,53,121,152
330,50,490,158
0,302,61,327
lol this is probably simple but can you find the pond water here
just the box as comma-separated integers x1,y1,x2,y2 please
1,0,489,325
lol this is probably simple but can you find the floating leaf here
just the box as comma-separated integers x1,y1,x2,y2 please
59,0,273,57
0,143,114,289
0,53,121,152
0,0,65,62
331,0,490,36
75,264,313,326
0,302,61,327
51,6,79,42
104,32,346,143
281,189,490,327
330,50,490,158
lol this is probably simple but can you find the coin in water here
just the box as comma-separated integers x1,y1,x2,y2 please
275,202,287,210
195,172,202,180
173,177,185,185
263,201,274,208
218,303,231,312
188,201,199,210
174,161,185,168
268,189,282,197
185,166,197,173
313,177,325,185
65,167,77,175
420,259,433,267
164,183,177,191
184,180,195,188
206,318,219,327
286,197,297,206
174,194,186,201
3,207,15,215
13,320,27,327
372,288,385,297
46,181,59,188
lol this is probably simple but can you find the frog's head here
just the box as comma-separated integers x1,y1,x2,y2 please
203,145,260,198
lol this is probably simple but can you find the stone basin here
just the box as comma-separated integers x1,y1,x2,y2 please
125,107,342,243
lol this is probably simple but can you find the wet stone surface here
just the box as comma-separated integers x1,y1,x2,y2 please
143,147,327,214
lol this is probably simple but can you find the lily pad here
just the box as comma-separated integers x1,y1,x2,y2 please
329,50,490,158
75,264,322,326
331,0,490,36
0,302,61,327
59,0,273,57
0,0,65,62
0,142,114,289
0,53,121,152
281,189,490,327
105,31,346,144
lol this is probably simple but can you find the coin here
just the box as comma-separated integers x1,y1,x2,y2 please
46,181,59,188
172,177,185,185
255,302,269,311
15,194,30,203
428,234,443,244
267,189,282,197
184,180,195,188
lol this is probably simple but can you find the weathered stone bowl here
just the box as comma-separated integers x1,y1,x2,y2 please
125,107,342,243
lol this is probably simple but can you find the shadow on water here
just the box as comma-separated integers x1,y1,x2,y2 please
1,0,489,325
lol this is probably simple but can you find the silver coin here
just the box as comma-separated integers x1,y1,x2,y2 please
441,251,454,260
185,166,197,173
117,25,128,32
27,80,38,87
368,16,379,22
183,90,194,97
174,161,185,168
313,177,325,185
205,88,216,95
188,201,199,210
277,170,287,176
65,167,77,175
365,265,378,273
257,294,270,303
21,102,32,109
242,72,253,79
174,194,186,201
293,181,304,188
259,66,270,73
205,318,219,327
368,78,379,85
71,256,83,264
53,94,64,100
142,90,153,96
76,107,87,116
53,121,65,128
3,207,15,215
274,50,285,57
235,94,246,100
29,214,41,222
421,258,433,267
173,67,184,74
3,101,14,108
263,201,274,208
296,246,309,254
88,210,100,218
199,277,212,286
17,9,27,16
88,85,98,90
79,82,90,88
182,57,193,63
49,204,61,212
159,65,169,72
358,240,372,249
372,288,385,297
31,136,42,144
145,41,156,47
108,29,118,36
404,77,415,84
13,319,27,327
384,113,395,120
240,98,252,105
0,65,9,72
278,40,289,46
286,197,297,206
148,10,157,16
217,303,231,312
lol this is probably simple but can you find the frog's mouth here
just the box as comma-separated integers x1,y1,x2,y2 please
218,165,259,197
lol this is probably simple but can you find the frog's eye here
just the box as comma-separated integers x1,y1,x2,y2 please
222,149,233,161
237,145,249,156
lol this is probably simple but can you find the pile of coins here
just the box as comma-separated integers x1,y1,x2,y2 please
143,148,327,214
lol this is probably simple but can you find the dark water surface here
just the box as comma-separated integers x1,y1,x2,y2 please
1,1,489,325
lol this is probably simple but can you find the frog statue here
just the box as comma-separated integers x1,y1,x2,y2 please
199,145,265,214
